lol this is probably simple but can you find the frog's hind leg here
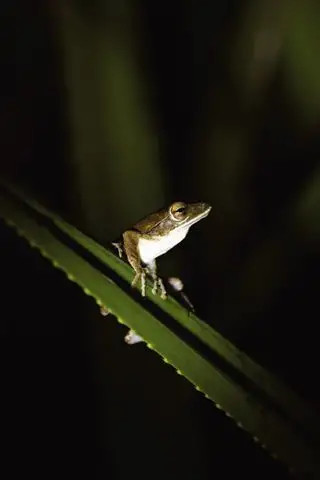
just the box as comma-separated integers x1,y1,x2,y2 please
123,230,146,296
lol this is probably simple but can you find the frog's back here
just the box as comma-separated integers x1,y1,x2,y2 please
133,208,167,234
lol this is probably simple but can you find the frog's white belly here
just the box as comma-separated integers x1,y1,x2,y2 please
138,227,189,264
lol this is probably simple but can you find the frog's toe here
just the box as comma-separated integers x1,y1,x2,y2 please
152,279,158,295
131,271,146,296
140,272,146,296
158,278,167,299
100,306,110,316
112,242,123,258
131,273,139,288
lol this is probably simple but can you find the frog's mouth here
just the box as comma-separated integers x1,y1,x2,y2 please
180,205,212,229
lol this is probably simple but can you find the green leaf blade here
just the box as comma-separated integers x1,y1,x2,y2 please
0,182,319,478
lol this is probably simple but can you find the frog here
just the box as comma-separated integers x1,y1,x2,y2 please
111,201,212,299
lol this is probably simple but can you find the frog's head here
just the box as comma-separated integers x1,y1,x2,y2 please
168,201,211,229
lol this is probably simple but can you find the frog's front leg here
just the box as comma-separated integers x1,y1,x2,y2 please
123,230,146,296
146,259,167,299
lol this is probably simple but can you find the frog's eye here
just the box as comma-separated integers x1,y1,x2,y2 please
170,202,188,220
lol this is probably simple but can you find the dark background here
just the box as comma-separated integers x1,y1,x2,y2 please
1,1,319,478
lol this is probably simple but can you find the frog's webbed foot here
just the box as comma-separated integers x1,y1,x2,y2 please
153,277,167,299
112,241,123,258
132,268,166,299
145,261,167,299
